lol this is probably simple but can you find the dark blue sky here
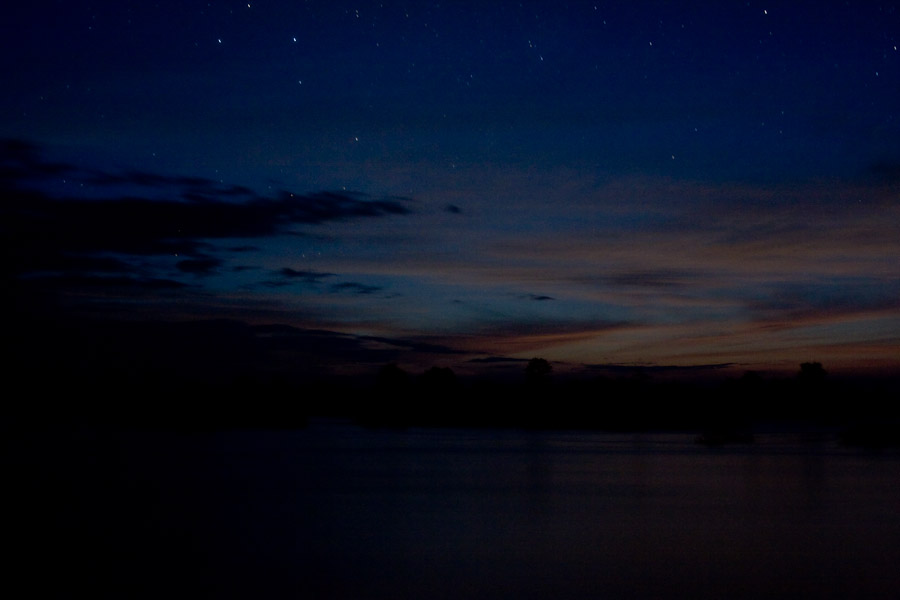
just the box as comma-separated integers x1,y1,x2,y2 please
3,1,899,379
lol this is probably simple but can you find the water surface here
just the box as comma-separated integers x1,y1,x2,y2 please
8,422,900,598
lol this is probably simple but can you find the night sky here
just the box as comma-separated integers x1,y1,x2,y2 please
3,1,899,383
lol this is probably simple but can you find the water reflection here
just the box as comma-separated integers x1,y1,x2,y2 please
7,423,900,599
277,424,900,599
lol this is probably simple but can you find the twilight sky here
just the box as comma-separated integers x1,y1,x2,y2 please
3,1,899,381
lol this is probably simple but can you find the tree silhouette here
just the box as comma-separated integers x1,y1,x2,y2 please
376,362,409,391
421,366,458,394
791,361,831,421
358,363,412,427
798,362,827,383
520,358,553,427
417,366,461,425
739,370,763,388
525,358,552,382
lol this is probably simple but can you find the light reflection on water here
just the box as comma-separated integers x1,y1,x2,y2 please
13,421,900,599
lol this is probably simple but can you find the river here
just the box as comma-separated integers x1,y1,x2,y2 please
7,420,900,598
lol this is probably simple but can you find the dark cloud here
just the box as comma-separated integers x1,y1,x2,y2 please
582,363,736,375
251,326,387,367
475,317,633,339
250,324,465,372
467,356,530,364
444,204,462,214
292,191,413,223
36,274,189,291
278,268,335,283
605,270,689,288
8,313,469,392
356,334,466,356
47,254,134,274
746,279,900,323
1,139,414,294
14,318,267,386
330,282,382,295
0,138,75,183
85,170,255,197
258,269,335,289
867,161,900,184
528,294,555,301
176,258,223,276
8,192,410,258
259,280,293,288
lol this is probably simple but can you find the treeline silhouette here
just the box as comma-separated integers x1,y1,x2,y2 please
6,348,899,443
353,360,896,432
